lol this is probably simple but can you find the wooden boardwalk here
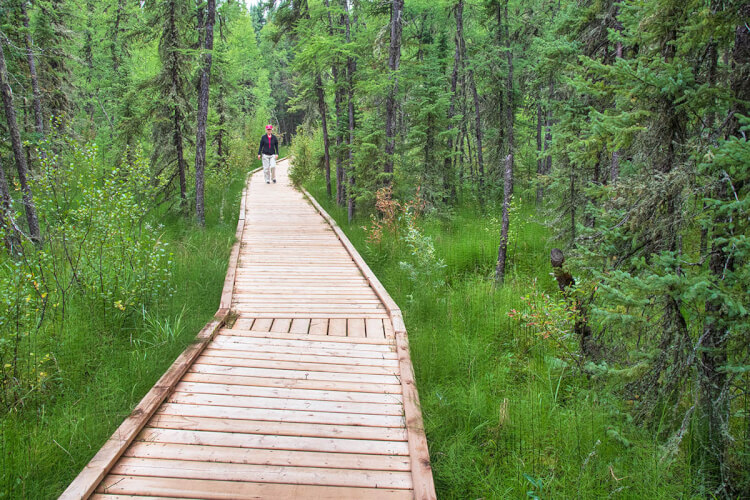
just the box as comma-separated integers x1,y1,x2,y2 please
62,159,435,499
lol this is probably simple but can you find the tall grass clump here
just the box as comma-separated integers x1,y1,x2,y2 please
0,137,275,498
304,171,693,499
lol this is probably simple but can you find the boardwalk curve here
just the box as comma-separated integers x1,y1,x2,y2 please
61,159,435,499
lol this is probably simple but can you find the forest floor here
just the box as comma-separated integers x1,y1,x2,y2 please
304,177,696,499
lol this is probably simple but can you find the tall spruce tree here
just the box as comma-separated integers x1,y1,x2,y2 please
195,0,216,226
145,0,195,210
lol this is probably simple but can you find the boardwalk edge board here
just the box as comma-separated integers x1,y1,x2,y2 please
59,167,261,500
301,185,437,500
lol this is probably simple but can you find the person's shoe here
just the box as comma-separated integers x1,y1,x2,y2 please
273,179,277,183
266,181,270,184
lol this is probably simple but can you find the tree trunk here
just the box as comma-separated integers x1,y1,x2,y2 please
333,66,345,206
347,80,355,222
495,0,514,281
544,89,552,176
443,0,463,202
0,41,41,244
569,167,576,243
468,68,484,206
536,103,543,204
495,153,513,283
111,0,126,76
174,106,187,210
195,0,215,227
0,156,20,254
84,0,95,128
216,83,226,168
610,2,623,183
699,4,750,488
316,74,332,198
504,0,514,195
383,0,404,180
323,0,345,205
21,0,44,137
343,2,356,222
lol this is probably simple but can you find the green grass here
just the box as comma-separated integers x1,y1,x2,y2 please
305,177,694,499
0,150,281,498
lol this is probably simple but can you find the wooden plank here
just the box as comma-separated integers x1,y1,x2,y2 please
168,391,403,416
59,316,227,500
207,340,398,360
195,354,398,376
179,373,403,394
155,403,405,427
233,293,379,299
109,457,413,489
212,334,396,354
218,328,391,345
125,442,411,471
219,224,242,312
270,318,292,333
327,318,347,337
396,331,437,499
91,495,175,500
189,363,401,385
232,297,383,304
201,348,399,367
239,187,247,220
384,319,395,338
175,380,402,404
366,318,385,338
138,427,409,455
232,304,386,310
233,279,368,284
250,318,273,332
348,318,366,338
97,475,414,499
147,414,407,441
232,312,389,319
289,318,310,334
233,317,254,330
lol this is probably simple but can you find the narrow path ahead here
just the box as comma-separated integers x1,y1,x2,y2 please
62,160,435,499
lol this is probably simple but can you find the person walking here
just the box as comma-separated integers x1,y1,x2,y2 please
258,124,279,184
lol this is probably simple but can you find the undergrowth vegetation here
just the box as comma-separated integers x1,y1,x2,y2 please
0,140,276,498
305,176,694,499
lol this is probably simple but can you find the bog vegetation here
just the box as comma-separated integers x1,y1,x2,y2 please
0,0,748,498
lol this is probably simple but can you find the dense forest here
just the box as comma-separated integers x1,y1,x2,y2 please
0,0,748,497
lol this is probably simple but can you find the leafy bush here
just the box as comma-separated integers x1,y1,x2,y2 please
365,186,445,287
0,139,173,411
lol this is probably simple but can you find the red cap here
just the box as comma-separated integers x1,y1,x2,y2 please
266,125,273,130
